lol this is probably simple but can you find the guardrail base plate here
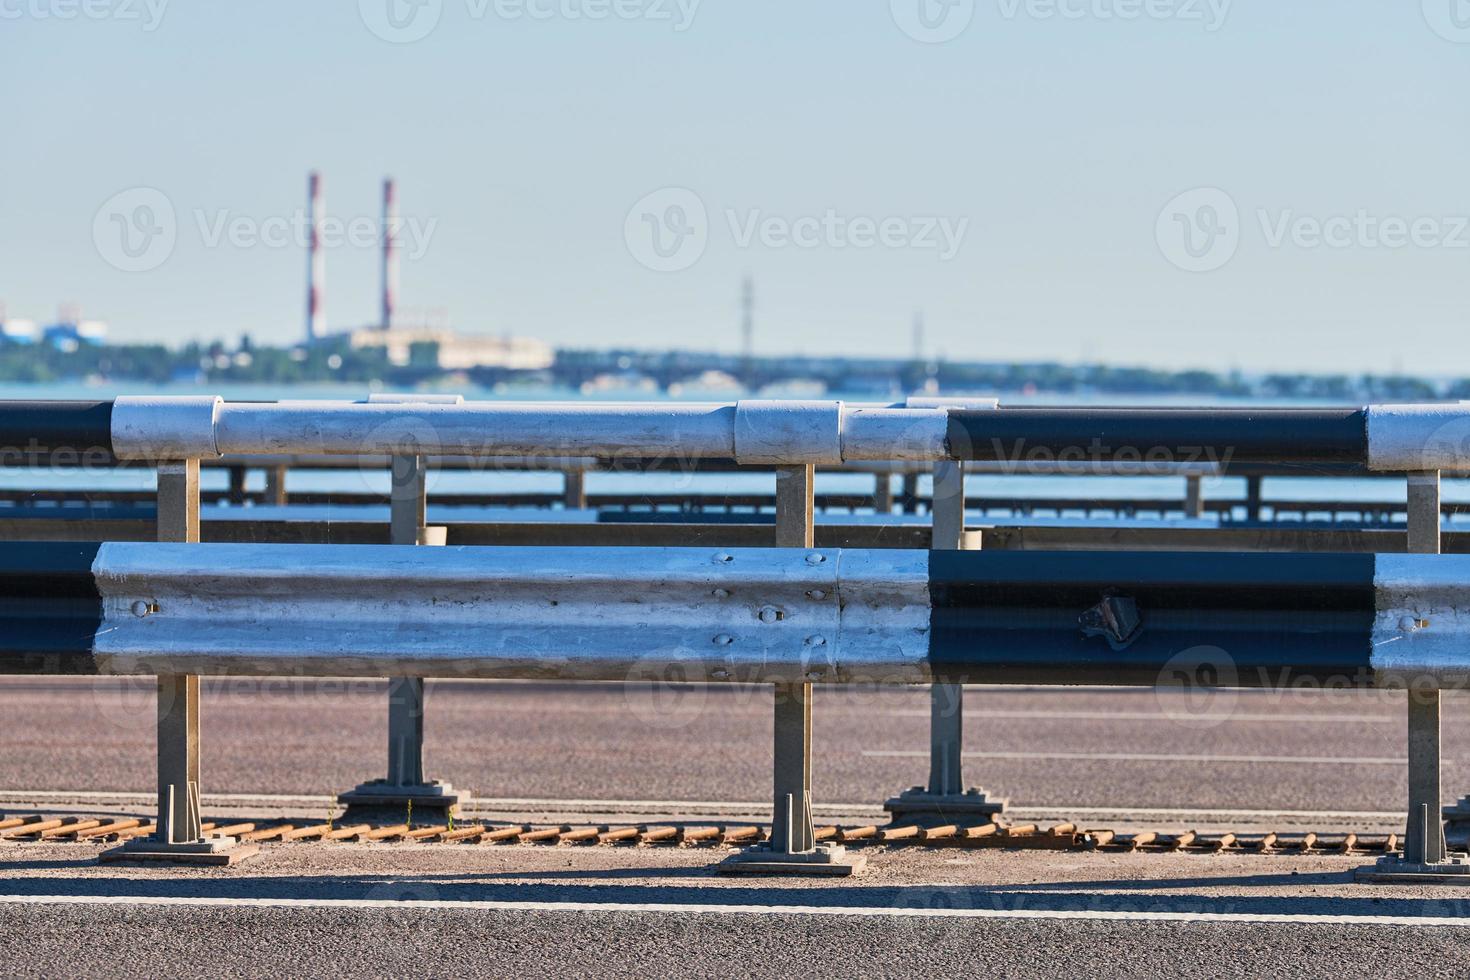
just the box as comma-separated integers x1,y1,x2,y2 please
883,787,1007,824
717,843,865,877
100,835,258,867
337,780,465,810
1354,854,1470,884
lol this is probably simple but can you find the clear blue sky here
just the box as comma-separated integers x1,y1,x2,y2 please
2,1,1467,372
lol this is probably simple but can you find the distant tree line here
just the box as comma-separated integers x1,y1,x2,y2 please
0,337,1459,401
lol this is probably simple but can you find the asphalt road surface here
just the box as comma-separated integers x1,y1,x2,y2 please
4,678,1470,977
3,845,1470,979
0,678,1464,814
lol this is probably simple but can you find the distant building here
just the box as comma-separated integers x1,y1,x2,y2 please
43,318,108,352
345,325,553,371
0,317,37,344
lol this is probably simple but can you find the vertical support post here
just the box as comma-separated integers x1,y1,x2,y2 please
772,464,814,853
563,467,588,510
390,453,427,547
1245,475,1263,522
1184,474,1204,519
264,464,288,506
770,681,813,854
901,471,919,515
386,675,426,786
156,460,200,844
387,454,426,789
104,461,254,863
1404,470,1446,866
884,461,1005,823
928,460,965,798
1359,470,1468,881
340,452,463,812
872,471,893,515
722,463,862,873
226,464,246,506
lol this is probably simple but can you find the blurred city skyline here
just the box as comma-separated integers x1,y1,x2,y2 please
3,1,1468,373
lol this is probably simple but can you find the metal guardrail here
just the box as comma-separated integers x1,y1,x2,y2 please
3,539,1468,879
7,396,1470,469
12,542,1460,687
4,395,1470,878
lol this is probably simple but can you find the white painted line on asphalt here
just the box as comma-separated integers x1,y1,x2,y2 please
862,751,1433,765
890,710,1398,723
2,894,1467,928
1007,805,1403,821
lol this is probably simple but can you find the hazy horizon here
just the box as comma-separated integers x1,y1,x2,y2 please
4,2,1468,374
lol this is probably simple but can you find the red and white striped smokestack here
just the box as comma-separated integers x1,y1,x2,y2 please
306,171,325,343
381,177,398,330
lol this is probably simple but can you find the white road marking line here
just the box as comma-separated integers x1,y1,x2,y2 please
861,751,1431,765
0,894,1465,927
1006,805,1403,820
889,710,1398,723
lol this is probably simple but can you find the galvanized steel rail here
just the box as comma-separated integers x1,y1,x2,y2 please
3,541,1466,689
5,397,1470,469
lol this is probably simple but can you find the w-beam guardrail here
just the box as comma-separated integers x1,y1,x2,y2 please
5,395,1470,879
4,541,1470,877
6,543,1467,688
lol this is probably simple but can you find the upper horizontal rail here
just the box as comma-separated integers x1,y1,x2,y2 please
2,397,1468,471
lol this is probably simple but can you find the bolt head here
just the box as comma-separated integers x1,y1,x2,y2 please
130,600,152,618
804,635,827,647
713,552,734,564
712,634,734,646
805,553,826,565
758,606,785,624
806,589,827,600
711,588,731,599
